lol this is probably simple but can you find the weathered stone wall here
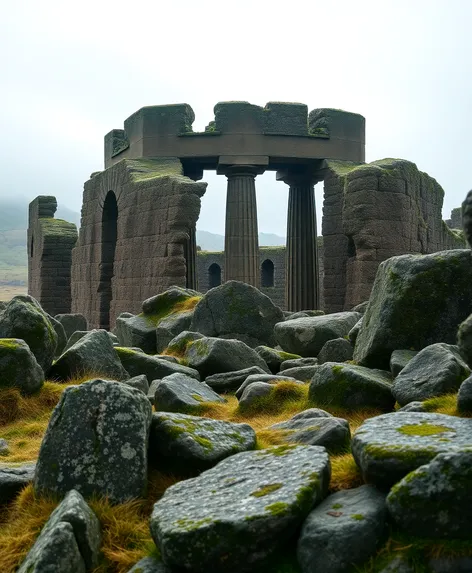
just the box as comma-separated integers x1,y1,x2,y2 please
446,207,462,229
71,158,206,329
28,196,78,316
322,159,466,312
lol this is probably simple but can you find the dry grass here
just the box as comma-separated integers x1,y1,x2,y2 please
172,296,201,314
329,453,364,492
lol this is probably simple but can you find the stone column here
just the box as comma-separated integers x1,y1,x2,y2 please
278,169,320,311
183,165,204,290
223,166,262,287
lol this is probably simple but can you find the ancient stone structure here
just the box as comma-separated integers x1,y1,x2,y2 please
27,197,77,316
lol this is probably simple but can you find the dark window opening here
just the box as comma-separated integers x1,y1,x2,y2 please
30,236,34,258
347,236,357,258
261,259,275,287
99,191,118,330
208,263,222,289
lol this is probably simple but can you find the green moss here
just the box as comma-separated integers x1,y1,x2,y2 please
0,339,20,350
188,339,209,358
250,483,283,497
257,445,298,457
265,502,290,516
39,218,77,239
364,443,437,464
128,158,184,182
190,393,205,403
397,423,454,437
163,418,214,451
174,517,213,531
351,514,364,521
331,503,343,509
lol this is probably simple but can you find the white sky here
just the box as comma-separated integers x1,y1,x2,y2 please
2,0,471,235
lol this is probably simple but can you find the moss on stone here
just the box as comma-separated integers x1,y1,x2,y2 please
332,503,343,509
0,339,20,350
397,423,454,437
265,502,290,516
351,514,364,521
250,483,283,497
258,445,298,457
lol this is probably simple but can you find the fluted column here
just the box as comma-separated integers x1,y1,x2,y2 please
279,170,319,311
223,166,261,286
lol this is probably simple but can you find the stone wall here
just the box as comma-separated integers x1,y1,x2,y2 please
446,207,463,229
322,159,466,312
28,196,78,316
71,158,206,329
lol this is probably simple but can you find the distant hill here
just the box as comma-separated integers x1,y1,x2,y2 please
196,230,285,251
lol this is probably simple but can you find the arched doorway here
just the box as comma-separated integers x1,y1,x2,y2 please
261,259,275,287
99,191,118,329
208,263,222,289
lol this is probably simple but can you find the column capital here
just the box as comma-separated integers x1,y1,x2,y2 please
217,155,268,177
276,165,324,187
218,164,266,178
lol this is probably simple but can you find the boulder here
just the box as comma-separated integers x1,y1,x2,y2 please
389,349,418,377
398,401,427,413
458,313,472,368
309,363,394,412
235,374,301,399
55,313,88,340
238,382,274,410
154,373,225,413
297,485,387,573
279,365,319,382
149,411,256,472
0,462,36,504
463,189,472,246
124,374,149,394
351,412,472,488
164,331,204,358
352,301,369,314
142,286,200,315
127,557,170,572
280,357,318,371
115,314,157,354
275,312,361,357
0,438,7,455
34,379,152,503
183,336,270,378
290,310,325,319
354,250,472,369
271,415,350,453
48,314,67,357
0,338,44,395
116,347,200,382
255,346,301,374
64,330,118,352
150,445,330,572
317,338,353,365
0,295,57,372
18,489,101,573
387,451,472,539
348,317,363,345
156,311,194,353
392,343,470,406
457,375,472,413
48,329,128,382
289,408,333,420
204,366,268,394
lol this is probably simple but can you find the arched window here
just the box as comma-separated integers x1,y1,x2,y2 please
208,263,222,289
99,191,118,329
261,259,274,287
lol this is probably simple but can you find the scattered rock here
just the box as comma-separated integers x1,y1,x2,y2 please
64,330,118,352
0,338,44,395
354,250,472,369
390,349,418,377
0,438,8,456
149,411,256,472
0,462,36,504
271,415,350,453
48,314,67,357
275,312,361,357
116,347,200,382
48,329,129,382
154,373,225,413
457,375,472,413
279,365,319,382
309,363,394,411
18,489,101,573
290,408,333,420
127,557,170,572
204,366,268,394
164,331,204,357
235,374,301,399
387,451,472,538
156,311,194,353
317,338,353,365
34,379,152,503
124,374,149,394
351,412,472,488
142,286,200,315
392,343,470,406
55,313,88,340
397,401,426,413
348,317,363,345
290,310,325,319
463,190,472,246
190,280,284,347
115,314,157,354
238,382,274,410
280,357,318,371
458,313,472,368
150,445,330,572
255,346,301,373
297,485,387,573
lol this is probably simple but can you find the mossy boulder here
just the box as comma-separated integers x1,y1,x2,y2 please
275,312,361,357
142,286,200,316
392,343,470,406
389,349,418,377
309,363,394,412
351,412,472,489
127,557,169,572
149,411,256,472
164,330,204,359
153,373,225,414
0,338,44,395
317,338,353,365
0,295,58,372
190,281,284,348
354,250,472,369
387,451,472,539
255,345,301,374
115,314,157,354
47,314,67,357
54,313,88,340
156,310,194,353
150,445,330,572
235,374,301,399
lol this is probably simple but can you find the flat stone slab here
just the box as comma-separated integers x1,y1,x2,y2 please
271,415,350,453
154,373,225,414
150,445,330,572
0,462,36,504
297,485,387,573
351,412,472,488
149,412,256,472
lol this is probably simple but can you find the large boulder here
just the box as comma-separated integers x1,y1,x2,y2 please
387,451,472,539
392,343,470,406
115,314,157,354
64,330,118,353
156,311,194,353
150,445,330,572
255,346,301,374
55,313,88,340
317,338,353,365
190,281,284,347
297,485,387,573
115,347,200,382
183,336,270,378
0,295,58,372
351,412,472,488
154,373,225,413
274,312,361,357
149,411,256,472
0,462,36,504
48,329,128,382
18,489,101,573
34,379,152,503
354,250,472,369
309,363,394,412
0,338,44,395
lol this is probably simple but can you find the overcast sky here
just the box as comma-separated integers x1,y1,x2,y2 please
2,0,471,236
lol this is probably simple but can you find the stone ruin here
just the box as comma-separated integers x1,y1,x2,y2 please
27,102,465,327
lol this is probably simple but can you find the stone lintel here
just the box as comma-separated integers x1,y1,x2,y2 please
217,156,268,176
276,163,324,186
